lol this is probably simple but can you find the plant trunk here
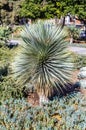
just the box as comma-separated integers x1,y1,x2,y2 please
70,35,73,44
39,94,49,106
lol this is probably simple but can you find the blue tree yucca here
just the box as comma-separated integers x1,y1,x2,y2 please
11,22,74,104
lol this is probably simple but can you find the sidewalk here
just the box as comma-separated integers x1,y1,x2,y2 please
69,46,86,55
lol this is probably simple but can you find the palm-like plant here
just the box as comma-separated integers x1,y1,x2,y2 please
11,22,74,104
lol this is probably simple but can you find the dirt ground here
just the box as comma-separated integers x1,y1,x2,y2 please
72,69,79,83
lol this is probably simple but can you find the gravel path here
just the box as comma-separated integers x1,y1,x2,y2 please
69,46,86,55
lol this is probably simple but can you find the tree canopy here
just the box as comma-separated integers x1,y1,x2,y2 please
19,0,86,20
0,0,86,24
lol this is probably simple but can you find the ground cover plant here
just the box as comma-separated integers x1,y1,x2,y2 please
0,92,86,130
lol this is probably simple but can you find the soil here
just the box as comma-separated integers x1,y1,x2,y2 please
27,92,39,106
72,69,79,83
27,69,86,106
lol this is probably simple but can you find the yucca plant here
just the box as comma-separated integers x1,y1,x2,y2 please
11,22,74,105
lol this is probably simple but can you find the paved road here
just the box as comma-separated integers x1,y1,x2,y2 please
69,46,86,55
9,39,86,55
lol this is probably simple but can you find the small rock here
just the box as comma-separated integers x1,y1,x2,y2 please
80,67,86,71
79,80,86,89
78,71,86,79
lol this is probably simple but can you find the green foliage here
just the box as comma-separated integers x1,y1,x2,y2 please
60,0,86,20
0,27,12,45
12,26,23,38
67,26,80,40
11,22,74,97
0,47,24,103
0,76,23,104
0,0,21,25
0,0,86,24
0,47,11,77
20,0,86,20
72,53,86,69
20,1,40,19
40,4,57,19
0,92,86,130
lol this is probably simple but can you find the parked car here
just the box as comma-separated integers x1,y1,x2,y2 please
79,30,86,39
75,24,84,29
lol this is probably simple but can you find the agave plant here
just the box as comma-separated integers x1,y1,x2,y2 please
11,22,74,104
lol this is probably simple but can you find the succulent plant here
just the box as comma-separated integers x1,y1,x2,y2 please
11,21,74,102
0,92,86,130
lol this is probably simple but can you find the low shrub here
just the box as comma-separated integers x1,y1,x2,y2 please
0,47,24,103
0,92,86,130
13,26,22,38
0,47,12,79
0,76,24,104
72,53,86,69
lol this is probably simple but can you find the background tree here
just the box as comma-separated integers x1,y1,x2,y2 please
0,0,86,25
0,0,21,25
19,0,40,19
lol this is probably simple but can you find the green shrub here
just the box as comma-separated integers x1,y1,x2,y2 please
0,41,4,48
0,76,24,104
0,47,24,103
0,27,13,43
67,26,80,40
0,47,12,78
72,53,86,69
0,92,86,130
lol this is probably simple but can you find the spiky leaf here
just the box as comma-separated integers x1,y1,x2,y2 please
11,22,74,96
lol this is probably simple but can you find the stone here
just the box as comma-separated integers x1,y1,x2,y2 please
79,80,86,89
80,67,86,72
78,71,86,79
